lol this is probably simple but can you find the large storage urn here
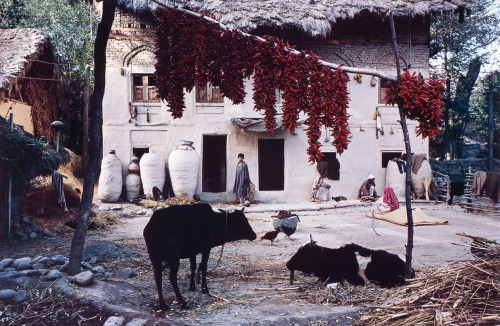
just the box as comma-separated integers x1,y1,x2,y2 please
385,160,405,199
140,153,166,198
98,150,123,202
168,140,200,198
125,156,141,201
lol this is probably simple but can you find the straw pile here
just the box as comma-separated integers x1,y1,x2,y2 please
357,236,500,325
139,196,199,208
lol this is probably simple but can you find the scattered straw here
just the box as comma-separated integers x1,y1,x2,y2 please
139,196,199,208
356,236,500,326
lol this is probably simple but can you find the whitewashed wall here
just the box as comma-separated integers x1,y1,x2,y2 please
102,8,429,203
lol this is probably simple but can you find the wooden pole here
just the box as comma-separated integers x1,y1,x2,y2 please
83,65,90,171
389,12,414,281
7,113,13,240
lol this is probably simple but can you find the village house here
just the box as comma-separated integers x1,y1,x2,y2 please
0,28,68,240
103,0,467,203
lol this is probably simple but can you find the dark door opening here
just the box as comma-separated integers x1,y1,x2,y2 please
381,151,403,168
258,139,284,191
133,147,149,160
318,152,340,180
202,135,227,192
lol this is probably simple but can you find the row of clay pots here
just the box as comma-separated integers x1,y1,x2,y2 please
98,140,200,202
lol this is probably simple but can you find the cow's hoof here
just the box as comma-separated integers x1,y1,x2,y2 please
189,285,196,291
202,288,209,294
157,303,169,311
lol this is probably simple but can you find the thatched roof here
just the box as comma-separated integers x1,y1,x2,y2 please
118,0,470,37
0,28,49,98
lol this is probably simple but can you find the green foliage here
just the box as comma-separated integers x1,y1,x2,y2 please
470,73,500,141
0,124,71,186
430,0,500,158
1,0,100,154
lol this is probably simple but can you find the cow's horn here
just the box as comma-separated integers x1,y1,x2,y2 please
241,207,245,212
310,234,314,244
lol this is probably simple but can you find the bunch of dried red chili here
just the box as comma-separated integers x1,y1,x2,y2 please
385,71,444,138
154,8,353,162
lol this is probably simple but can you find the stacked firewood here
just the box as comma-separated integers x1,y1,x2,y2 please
357,234,500,326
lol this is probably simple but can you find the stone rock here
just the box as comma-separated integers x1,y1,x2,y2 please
21,216,30,223
69,271,94,287
92,266,105,274
146,209,154,215
111,205,122,210
27,269,45,277
94,273,106,280
0,258,14,268
0,289,15,300
125,318,147,326
32,255,45,264
42,229,55,237
46,270,61,281
3,267,16,272
32,263,46,270
88,257,97,264
52,264,62,270
12,257,31,269
103,316,125,326
52,255,67,265
13,290,27,303
16,261,33,271
81,262,93,270
13,231,26,239
114,267,135,278
59,263,69,273
29,232,38,239
0,265,3,272
98,204,111,211
45,259,55,267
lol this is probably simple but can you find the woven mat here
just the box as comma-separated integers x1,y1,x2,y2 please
366,207,448,226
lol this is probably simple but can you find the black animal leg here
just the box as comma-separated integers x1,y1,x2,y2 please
168,259,188,308
200,249,211,294
189,255,197,291
150,254,168,310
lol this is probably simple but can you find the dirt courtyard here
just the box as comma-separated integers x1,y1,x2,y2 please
1,200,499,325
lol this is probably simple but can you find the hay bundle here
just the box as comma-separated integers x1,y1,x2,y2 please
139,196,199,208
357,242,500,325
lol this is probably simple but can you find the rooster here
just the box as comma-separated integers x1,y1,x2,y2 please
281,226,296,238
261,229,281,244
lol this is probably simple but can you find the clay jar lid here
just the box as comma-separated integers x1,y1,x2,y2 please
128,156,140,173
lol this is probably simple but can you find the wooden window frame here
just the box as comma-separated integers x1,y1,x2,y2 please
132,74,160,103
196,83,223,103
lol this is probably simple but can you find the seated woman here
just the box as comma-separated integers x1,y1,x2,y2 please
375,186,399,213
310,176,331,202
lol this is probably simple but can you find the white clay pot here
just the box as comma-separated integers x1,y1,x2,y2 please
385,160,405,199
168,140,200,198
98,150,123,202
140,153,166,197
125,156,141,201
126,173,142,201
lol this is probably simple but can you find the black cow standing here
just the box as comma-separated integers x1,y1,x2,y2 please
143,203,256,310
286,236,413,288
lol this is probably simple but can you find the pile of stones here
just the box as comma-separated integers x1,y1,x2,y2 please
0,255,135,304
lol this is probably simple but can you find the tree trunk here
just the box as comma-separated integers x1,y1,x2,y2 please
488,81,494,171
441,46,452,160
389,12,414,281
68,0,117,276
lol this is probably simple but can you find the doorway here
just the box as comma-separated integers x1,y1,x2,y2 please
258,139,284,191
202,135,227,192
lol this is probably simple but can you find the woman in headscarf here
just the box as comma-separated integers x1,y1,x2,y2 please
375,186,399,213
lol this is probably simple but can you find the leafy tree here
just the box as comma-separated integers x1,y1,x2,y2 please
430,0,499,159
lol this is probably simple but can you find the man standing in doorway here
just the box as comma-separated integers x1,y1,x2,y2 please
234,153,251,205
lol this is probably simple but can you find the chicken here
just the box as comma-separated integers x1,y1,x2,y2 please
281,226,296,238
260,229,281,244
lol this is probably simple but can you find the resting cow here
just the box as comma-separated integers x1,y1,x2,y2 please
143,203,257,310
286,236,414,288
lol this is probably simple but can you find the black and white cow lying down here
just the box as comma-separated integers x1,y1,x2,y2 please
286,236,414,288
143,203,257,310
